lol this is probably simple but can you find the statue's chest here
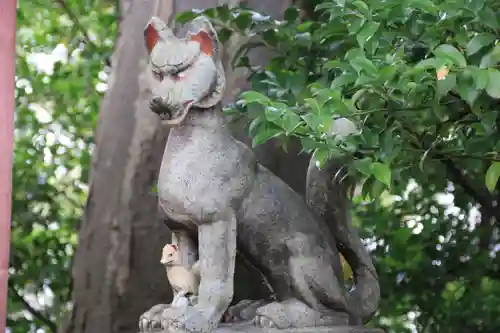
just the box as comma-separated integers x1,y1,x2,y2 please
158,142,231,197
157,130,250,222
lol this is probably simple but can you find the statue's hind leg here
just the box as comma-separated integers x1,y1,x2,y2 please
253,232,351,328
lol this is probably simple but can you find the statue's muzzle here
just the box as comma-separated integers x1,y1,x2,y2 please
150,96,195,126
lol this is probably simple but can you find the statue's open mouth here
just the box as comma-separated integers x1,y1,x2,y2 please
151,99,195,126
157,108,172,120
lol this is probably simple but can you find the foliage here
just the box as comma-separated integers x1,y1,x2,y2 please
177,1,500,332
9,1,116,332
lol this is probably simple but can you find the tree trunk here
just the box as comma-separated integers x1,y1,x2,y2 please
62,1,308,333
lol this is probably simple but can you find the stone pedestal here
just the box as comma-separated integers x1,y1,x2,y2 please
144,322,384,333
214,322,384,333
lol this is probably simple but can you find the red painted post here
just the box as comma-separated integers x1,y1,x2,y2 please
0,1,17,331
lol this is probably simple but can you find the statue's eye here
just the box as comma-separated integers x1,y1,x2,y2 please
153,70,164,82
171,71,186,81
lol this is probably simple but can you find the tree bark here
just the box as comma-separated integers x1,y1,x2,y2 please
62,1,308,333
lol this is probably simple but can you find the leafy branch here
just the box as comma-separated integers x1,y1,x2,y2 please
55,0,96,48
55,0,112,67
401,122,500,224
9,285,57,333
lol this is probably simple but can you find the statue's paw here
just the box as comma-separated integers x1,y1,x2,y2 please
254,302,289,329
165,305,215,333
139,303,170,332
225,300,267,322
254,299,349,329
254,314,278,328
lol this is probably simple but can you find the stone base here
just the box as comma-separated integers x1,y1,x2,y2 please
214,322,384,333
145,321,384,333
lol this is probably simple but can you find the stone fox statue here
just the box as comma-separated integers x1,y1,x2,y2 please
139,16,380,333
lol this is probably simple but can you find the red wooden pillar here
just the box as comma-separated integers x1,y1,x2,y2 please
0,1,17,331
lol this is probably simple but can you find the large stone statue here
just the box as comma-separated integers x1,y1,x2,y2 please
139,15,381,333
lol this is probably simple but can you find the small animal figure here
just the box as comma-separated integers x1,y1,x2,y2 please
160,243,200,307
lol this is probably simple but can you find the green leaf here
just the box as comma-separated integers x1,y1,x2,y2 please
301,137,329,153
485,69,500,99
349,56,378,76
240,91,271,105
436,73,457,99
217,27,233,43
262,29,279,47
360,176,375,201
457,77,479,106
381,128,395,157
479,45,500,69
356,21,380,50
471,68,489,90
409,0,438,14
354,157,373,176
433,44,467,67
264,105,282,123
330,72,356,90
370,179,386,199
304,98,323,113
352,1,371,18
485,162,500,192
215,4,231,22
414,57,443,70
370,162,391,187
202,7,217,18
324,60,347,71
347,16,366,35
252,127,283,147
284,6,300,22
315,2,337,11
282,111,303,134
466,33,496,56
175,10,198,24
234,12,253,31
248,117,264,137
478,7,500,30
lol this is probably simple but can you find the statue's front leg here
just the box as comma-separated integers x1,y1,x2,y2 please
167,216,237,332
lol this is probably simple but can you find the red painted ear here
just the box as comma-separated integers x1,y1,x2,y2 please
190,31,213,56
144,23,160,53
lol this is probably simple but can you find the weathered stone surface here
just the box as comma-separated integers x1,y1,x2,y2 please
215,322,384,333
143,322,384,333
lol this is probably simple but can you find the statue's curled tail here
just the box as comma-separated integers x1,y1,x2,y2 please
306,152,380,324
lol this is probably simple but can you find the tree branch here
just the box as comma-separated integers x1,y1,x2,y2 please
399,121,500,224
440,158,500,222
55,0,97,49
9,286,57,333
55,0,113,68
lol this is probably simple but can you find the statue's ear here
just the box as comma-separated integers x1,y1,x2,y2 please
169,244,178,251
186,16,226,108
190,31,213,56
144,23,159,53
144,17,166,53
186,16,218,57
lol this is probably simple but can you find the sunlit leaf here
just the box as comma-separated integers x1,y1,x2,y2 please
485,162,500,192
